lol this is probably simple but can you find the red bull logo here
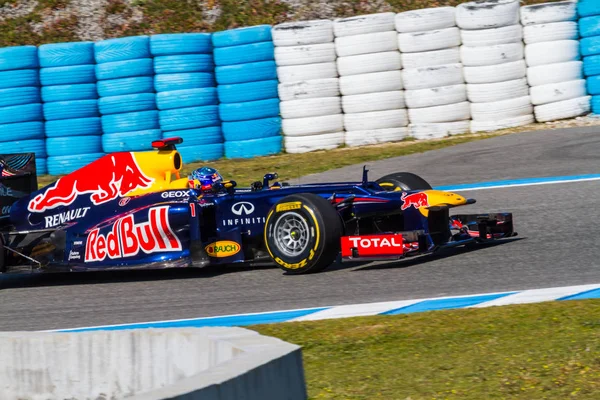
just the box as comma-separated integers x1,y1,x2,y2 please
401,192,429,210
85,206,181,262
28,153,154,213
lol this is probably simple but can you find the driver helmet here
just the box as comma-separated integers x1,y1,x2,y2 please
189,166,223,191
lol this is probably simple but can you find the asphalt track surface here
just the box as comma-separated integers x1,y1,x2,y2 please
2,126,600,332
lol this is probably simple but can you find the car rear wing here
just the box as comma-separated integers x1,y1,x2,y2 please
0,153,38,220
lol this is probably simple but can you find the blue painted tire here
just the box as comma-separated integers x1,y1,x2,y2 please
101,110,159,134
581,36,600,57
161,126,222,146
41,65,96,86
224,136,282,159
214,42,275,66
101,129,163,152
41,84,98,102
97,77,154,97
38,42,95,67
154,73,216,92
219,98,280,122
0,87,40,107
222,117,281,141
0,69,39,89
0,139,46,159
0,46,38,71
215,61,277,85
159,105,219,131
584,55,600,77
0,121,44,141
43,100,99,121
95,58,154,80
46,135,102,157
580,16,600,38
150,33,213,56
212,25,272,48
587,75,600,95
578,1,600,18
217,80,278,104
94,36,150,64
45,117,102,137
36,158,47,175
0,104,42,124
47,153,105,176
156,88,218,110
99,93,156,115
177,143,224,163
153,54,214,74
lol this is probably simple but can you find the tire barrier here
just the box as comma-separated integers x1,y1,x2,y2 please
457,0,534,133
95,36,160,155
522,1,590,123
0,46,46,174
215,25,281,159
580,0,600,115
397,7,469,140
274,19,344,152
151,33,223,163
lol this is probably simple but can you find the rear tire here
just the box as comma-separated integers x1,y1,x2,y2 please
265,193,342,274
376,172,432,191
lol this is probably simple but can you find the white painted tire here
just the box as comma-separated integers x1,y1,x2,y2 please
460,24,522,47
409,121,470,140
467,78,529,103
344,109,409,131
525,40,580,68
464,60,526,84
408,101,471,124
282,114,344,136
342,91,405,114
335,31,398,57
402,63,464,90
337,51,401,76
526,61,583,87
456,0,520,30
470,96,532,121
470,114,534,133
284,132,344,153
405,84,467,109
397,27,461,54
401,47,460,69
345,128,408,147
274,43,336,66
530,80,587,106
339,70,403,95
520,1,577,26
278,78,340,101
280,97,341,119
523,22,578,45
395,7,456,33
276,62,338,83
333,13,396,37
272,20,333,46
534,96,591,123
460,43,524,67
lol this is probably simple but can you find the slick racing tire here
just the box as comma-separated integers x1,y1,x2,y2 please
376,172,432,191
265,193,342,274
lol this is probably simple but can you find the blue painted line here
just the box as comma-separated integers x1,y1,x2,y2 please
558,288,600,301
59,307,330,333
434,174,600,191
381,292,517,315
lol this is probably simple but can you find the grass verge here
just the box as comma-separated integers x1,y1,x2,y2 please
252,299,600,400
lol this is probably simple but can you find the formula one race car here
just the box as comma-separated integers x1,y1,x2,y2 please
0,138,516,275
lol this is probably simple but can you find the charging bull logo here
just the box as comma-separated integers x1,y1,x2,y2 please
28,153,154,212
401,192,429,210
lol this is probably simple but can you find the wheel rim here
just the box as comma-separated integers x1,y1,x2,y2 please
273,211,310,258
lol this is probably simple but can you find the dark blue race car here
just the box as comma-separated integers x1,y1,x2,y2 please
0,138,516,275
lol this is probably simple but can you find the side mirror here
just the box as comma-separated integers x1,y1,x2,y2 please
263,172,279,188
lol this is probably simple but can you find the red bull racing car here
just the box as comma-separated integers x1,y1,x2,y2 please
0,138,516,275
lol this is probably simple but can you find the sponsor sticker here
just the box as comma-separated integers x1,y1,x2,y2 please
68,250,81,261
161,190,190,199
205,240,241,258
231,201,255,216
44,207,91,228
341,234,404,258
276,201,302,212
401,192,429,210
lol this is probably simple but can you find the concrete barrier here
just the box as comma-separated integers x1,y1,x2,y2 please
0,327,307,399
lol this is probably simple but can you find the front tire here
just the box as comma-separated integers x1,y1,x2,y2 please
376,172,432,191
265,193,342,274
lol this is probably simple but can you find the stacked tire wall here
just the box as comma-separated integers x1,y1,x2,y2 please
579,0,600,114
